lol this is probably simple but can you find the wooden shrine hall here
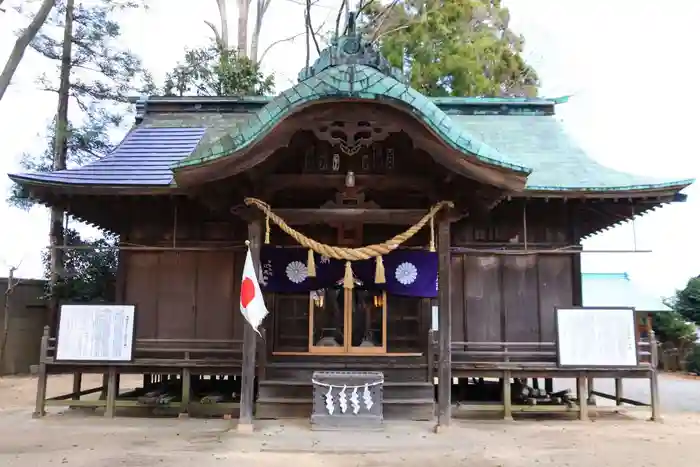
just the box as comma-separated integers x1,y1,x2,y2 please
10,15,693,429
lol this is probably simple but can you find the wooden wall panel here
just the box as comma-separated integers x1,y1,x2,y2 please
156,252,197,338
195,251,236,339
503,255,539,342
464,256,501,342
231,252,245,340
123,252,160,338
537,256,573,342
449,254,465,342
457,254,573,344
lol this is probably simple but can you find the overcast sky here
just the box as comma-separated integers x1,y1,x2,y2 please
0,0,696,300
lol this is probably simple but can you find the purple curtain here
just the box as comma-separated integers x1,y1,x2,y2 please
260,246,438,298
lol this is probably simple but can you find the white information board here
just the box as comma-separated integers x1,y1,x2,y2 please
56,304,135,362
556,307,637,367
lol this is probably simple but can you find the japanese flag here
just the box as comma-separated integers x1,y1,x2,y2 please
240,245,268,334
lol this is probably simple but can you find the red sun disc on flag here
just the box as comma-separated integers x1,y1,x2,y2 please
241,277,255,309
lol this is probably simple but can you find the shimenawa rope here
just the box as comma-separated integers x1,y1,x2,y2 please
244,197,453,289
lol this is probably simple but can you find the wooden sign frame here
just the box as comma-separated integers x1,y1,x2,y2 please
55,304,137,363
555,306,639,368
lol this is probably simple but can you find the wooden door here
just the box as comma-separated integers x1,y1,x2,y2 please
308,287,387,354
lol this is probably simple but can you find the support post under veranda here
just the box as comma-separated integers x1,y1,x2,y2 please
649,330,662,422
33,325,50,418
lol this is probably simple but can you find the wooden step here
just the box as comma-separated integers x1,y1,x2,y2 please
255,395,434,421
256,397,311,419
265,366,427,382
258,380,434,400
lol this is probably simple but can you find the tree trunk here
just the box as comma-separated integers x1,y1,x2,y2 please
216,0,229,51
48,0,74,334
250,0,271,63
0,0,55,102
237,0,250,58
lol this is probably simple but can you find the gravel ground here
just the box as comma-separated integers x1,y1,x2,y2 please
0,373,698,466
553,373,700,412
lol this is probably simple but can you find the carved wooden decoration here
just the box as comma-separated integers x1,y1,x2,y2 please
311,120,400,157
299,122,400,175
321,190,380,246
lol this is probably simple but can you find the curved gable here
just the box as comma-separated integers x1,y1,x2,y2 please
171,64,532,181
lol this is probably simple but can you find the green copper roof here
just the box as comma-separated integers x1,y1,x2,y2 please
452,114,694,191
582,273,670,311
171,63,531,174
172,11,530,175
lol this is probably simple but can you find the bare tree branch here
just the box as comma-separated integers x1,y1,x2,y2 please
204,20,224,51
334,0,346,38
259,31,306,64
304,3,310,70
259,1,326,64
371,2,439,43
357,0,374,17
1,263,23,367
369,0,400,39
0,0,56,102
306,0,320,54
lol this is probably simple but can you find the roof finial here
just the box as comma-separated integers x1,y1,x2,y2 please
346,10,356,35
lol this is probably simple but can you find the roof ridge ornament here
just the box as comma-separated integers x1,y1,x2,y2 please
297,10,406,83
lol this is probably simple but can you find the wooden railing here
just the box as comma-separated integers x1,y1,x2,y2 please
44,336,245,368
427,330,655,370
34,326,267,419
39,325,269,370
427,330,661,422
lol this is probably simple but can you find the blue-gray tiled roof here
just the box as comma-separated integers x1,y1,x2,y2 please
11,127,206,186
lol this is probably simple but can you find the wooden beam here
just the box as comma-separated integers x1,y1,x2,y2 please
262,174,436,196
436,209,452,429
238,218,261,432
252,208,466,225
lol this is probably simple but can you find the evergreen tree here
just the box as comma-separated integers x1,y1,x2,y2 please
362,0,539,97
669,276,700,324
162,39,274,97
7,0,151,307
40,228,118,303
8,0,153,208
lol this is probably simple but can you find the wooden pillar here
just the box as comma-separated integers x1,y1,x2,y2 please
71,373,82,401
614,378,623,406
544,378,553,394
105,367,118,418
32,326,50,418
502,370,513,421
238,219,261,432
436,210,452,430
587,377,595,404
577,374,588,421
649,331,661,422
179,351,191,418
